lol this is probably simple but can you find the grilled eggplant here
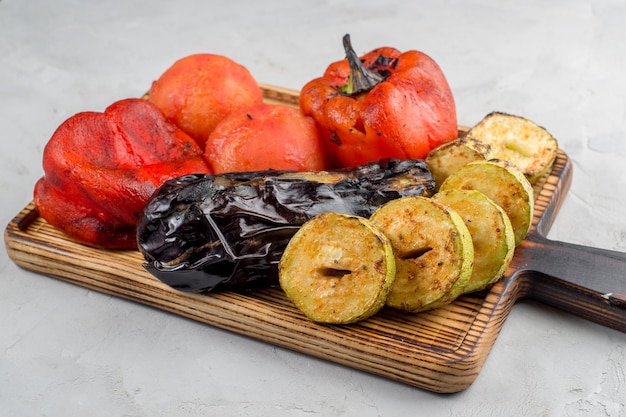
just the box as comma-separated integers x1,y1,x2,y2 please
137,159,435,293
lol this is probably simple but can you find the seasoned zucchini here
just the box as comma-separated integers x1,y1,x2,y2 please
369,196,474,313
433,189,515,293
279,212,395,324
466,112,558,184
439,159,534,246
137,159,434,292
426,137,492,190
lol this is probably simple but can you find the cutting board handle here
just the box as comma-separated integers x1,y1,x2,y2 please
511,234,626,332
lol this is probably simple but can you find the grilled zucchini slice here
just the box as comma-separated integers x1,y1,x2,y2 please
369,196,473,313
439,159,534,246
278,212,395,324
433,189,515,293
426,137,492,190
466,112,558,184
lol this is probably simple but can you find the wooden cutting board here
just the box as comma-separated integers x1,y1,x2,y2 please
4,85,625,393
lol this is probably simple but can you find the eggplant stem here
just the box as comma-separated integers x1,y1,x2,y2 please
340,34,385,95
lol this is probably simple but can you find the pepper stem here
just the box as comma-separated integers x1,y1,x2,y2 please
339,34,385,95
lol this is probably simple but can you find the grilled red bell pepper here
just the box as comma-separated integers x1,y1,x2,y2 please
299,34,458,168
33,98,211,249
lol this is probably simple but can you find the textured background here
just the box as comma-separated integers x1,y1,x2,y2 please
1,0,624,415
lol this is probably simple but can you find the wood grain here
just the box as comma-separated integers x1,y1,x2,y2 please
4,85,625,393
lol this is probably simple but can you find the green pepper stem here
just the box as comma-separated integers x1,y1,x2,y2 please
340,34,385,95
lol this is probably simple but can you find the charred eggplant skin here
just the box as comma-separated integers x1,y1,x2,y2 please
137,159,435,293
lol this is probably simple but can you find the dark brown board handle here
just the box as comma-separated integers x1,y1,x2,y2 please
510,234,626,332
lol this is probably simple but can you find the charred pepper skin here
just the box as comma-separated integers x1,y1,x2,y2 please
137,159,435,293
34,98,211,249
300,34,458,168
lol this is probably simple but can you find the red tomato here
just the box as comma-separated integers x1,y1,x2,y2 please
206,104,330,173
148,53,264,148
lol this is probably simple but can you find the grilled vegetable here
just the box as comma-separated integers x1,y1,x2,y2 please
205,103,330,173
439,159,534,246
279,212,395,324
148,53,264,148
34,98,211,249
299,34,457,168
369,196,474,313
137,159,435,292
425,137,492,190
465,112,558,184
433,189,515,293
